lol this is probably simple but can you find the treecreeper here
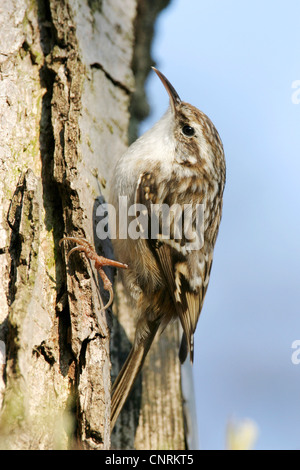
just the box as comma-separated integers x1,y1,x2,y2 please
61,67,226,431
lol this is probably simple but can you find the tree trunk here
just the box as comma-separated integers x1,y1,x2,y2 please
0,0,192,451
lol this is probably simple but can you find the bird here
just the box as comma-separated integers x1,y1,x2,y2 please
61,67,226,431
109,67,226,428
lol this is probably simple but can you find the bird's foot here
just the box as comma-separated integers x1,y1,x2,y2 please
60,237,128,310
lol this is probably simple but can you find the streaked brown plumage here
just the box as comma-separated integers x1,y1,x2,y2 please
109,68,226,429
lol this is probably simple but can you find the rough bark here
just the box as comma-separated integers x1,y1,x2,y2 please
0,0,190,451
128,0,171,144
0,0,135,450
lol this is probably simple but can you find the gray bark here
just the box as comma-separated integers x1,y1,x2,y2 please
0,0,135,450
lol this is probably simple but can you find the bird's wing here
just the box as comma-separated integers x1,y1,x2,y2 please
135,171,209,362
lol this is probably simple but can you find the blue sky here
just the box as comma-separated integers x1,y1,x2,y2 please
140,0,300,450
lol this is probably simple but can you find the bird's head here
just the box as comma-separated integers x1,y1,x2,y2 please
152,67,224,173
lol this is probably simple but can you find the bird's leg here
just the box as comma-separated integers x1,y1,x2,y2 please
60,237,128,310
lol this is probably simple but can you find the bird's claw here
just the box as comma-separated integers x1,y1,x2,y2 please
60,237,128,310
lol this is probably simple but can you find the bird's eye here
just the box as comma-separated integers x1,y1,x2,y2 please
182,125,195,137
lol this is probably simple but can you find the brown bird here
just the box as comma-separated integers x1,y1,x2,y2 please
109,68,225,428
61,67,226,431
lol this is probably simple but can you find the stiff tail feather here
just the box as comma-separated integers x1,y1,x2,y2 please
111,325,159,430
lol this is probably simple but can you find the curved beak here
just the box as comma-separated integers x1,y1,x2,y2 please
152,67,181,113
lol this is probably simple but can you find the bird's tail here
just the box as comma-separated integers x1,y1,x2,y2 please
111,324,159,430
